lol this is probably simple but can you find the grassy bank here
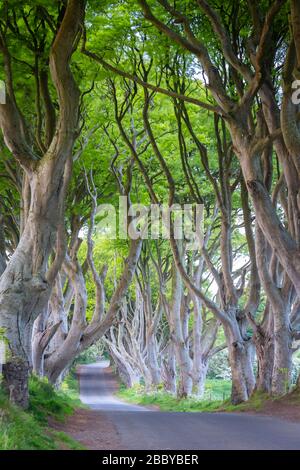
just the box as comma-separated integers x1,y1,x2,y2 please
118,380,300,415
118,379,232,412
0,372,84,450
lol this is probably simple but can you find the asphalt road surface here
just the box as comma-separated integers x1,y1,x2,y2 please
78,362,300,450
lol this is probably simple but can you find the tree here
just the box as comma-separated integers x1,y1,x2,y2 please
1,0,300,409
0,0,85,407
111,0,300,398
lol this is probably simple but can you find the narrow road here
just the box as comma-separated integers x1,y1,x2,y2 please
78,362,300,450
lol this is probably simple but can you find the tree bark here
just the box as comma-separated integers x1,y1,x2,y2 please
170,261,193,398
224,315,255,404
162,343,177,395
253,307,274,394
272,312,292,395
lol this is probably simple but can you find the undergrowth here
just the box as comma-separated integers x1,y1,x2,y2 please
0,371,84,450
118,381,298,413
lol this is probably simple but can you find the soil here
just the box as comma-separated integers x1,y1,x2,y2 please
49,365,125,450
49,408,124,450
243,391,300,423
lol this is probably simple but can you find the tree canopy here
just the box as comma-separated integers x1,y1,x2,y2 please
0,0,300,408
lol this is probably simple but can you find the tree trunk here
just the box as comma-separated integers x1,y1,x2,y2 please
254,332,274,394
170,261,193,398
272,312,292,395
110,350,140,388
224,318,255,404
191,296,216,397
228,341,255,404
175,343,193,398
0,203,57,405
192,360,208,397
146,333,161,386
232,130,300,298
32,306,62,377
2,361,29,408
162,343,177,395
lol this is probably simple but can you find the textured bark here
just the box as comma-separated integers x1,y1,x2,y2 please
232,132,297,397
256,342,274,393
272,313,292,395
0,207,60,405
192,359,208,398
2,361,29,408
191,295,204,395
255,224,293,395
162,343,177,395
228,340,255,405
110,350,140,388
224,313,256,405
253,306,274,394
146,333,161,386
170,260,193,398
39,157,142,386
192,313,219,397
32,306,62,377
137,258,162,387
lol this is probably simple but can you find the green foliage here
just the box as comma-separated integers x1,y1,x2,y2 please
0,0,298,418
60,369,81,400
78,236,134,320
222,392,270,413
72,342,106,366
119,383,299,415
0,375,83,450
0,327,7,343
207,350,231,381
292,355,300,385
28,375,82,424
118,379,232,412
0,389,57,450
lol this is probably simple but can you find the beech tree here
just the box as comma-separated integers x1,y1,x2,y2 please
0,0,87,407
1,0,300,410
100,0,299,399
32,150,143,386
82,3,300,400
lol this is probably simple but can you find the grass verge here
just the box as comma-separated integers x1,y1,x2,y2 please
117,381,284,413
118,380,300,415
0,372,84,450
117,380,231,412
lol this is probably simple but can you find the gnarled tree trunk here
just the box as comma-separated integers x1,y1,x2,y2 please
162,342,177,395
224,313,255,405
